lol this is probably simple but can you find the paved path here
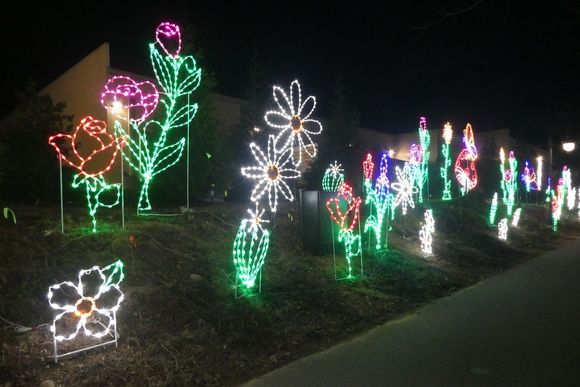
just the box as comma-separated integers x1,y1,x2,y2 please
245,240,580,387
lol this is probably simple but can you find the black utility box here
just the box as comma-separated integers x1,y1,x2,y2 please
299,190,337,255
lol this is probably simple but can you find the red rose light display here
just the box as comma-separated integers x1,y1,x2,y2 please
49,116,125,232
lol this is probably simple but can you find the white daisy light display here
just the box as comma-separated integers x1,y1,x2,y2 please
47,260,124,362
241,135,300,212
391,164,419,216
264,80,323,166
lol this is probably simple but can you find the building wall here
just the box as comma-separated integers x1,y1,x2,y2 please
42,43,110,123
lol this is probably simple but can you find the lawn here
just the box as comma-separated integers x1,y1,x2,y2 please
1,194,579,386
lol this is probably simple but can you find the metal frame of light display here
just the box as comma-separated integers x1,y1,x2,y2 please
48,116,125,232
363,153,393,251
47,260,124,362
326,183,363,280
454,123,478,195
440,122,453,200
322,161,344,192
102,22,201,213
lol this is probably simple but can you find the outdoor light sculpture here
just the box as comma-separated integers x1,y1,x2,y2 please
364,153,393,250
234,79,322,292
103,22,201,212
415,117,430,203
551,178,564,231
241,135,300,213
500,150,518,216
326,183,362,279
489,192,498,226
264,80,323,166
440,122,453,200
498,218,508,240
322,161,344,192
47,260,124,362
48,116,125,232
567,187,577,211
511,208,521,227
419,209,435,256
521,161,538,192
391,163,419,216
536,156,543,191
562,166,573,209
232,204,270,289
362,153,375,194
454,123,478,195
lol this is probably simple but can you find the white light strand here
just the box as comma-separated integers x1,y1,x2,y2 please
47,261,124,342
241,134,300,212
264,80,323,166
498,218,508,240
567,187,576,211
391,163,419,215
511,208,521,227
419,209,435,256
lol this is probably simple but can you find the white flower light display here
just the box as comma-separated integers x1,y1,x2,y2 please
512,208,521,227
264,80,323,166
241,134,300,212
47,260,124,362
419,209,435,256
391,163,419,215
498,218,508,240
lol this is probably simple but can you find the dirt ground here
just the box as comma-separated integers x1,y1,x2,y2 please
1,193,579,386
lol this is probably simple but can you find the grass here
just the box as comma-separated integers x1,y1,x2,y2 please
1,195,579,386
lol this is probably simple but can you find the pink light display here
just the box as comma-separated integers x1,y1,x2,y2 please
101,76,159,122
155,22,182,58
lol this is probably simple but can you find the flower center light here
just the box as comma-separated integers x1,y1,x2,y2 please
267,165,279,181
74,297,95,318
291,115,302,132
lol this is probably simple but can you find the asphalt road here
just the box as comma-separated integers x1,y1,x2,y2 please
245,239,580,387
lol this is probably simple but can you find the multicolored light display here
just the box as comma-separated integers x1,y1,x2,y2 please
521,161,538,192
48,116,125,232
48,260,124,361
440,122,453,200
326,183,362,279
416,117,430,203
364,153,393,250
322,161,344,192
104,22,201,212
454,123,478,195
264,80,323,166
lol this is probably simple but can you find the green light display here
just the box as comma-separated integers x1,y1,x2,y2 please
440,122,453,200
322,161,344,192
103,22,201,212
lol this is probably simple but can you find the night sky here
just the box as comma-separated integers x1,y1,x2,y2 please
2,1,580,146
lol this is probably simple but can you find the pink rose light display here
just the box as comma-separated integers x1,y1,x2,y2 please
49,116,125,232
102,21,201,212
